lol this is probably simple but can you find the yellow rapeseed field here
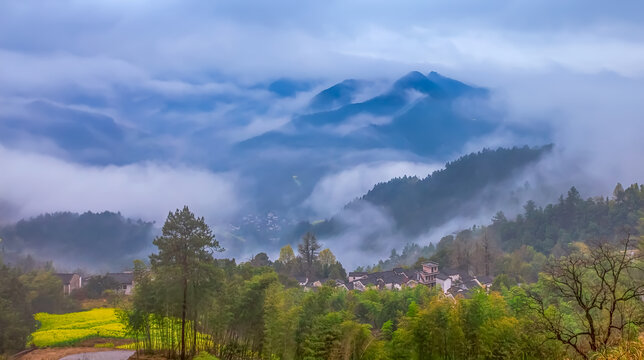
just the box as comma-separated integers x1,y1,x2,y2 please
31,308,128,347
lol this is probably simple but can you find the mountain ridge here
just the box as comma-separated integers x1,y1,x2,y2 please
294,144,553,240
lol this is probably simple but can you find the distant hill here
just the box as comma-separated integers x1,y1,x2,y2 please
297,145,553,238
0,211,155,270
235,71,504,212
307,79,369,112
239,71,493,156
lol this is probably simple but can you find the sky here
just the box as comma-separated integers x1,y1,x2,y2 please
2,0,644,266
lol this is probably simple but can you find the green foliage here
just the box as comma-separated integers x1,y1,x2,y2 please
118,194,644,359
298,232,321,276
193,352,220,360
278,245,296,264
491,184,644,254
94,342,115,348
308,145,552,238
20,270,76,314
143,206,223,359
0,259,81,355
82,275,121,299
0,263,33,355
524,237,644,359
121,250,643,360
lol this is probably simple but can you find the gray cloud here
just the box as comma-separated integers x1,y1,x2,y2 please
0,145,242,224
3,1,644,82
305,161,441,218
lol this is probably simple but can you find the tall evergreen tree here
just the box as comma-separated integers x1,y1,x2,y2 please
149,206,222,360
298,232,321,276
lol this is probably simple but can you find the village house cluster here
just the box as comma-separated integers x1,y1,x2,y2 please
299,262,494,299
54,262,497,300
54,271,135,295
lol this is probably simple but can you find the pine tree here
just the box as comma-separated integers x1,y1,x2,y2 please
298,232,321,277
149,206,222,360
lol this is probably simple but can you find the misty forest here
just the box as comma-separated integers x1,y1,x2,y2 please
2,1,644,360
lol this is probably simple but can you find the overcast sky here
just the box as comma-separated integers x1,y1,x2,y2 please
3,1,644,81
1,0,644,239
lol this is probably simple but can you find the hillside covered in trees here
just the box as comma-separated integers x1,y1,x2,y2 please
1,190,643,359
367,183,644,280
0,211,155,270
300,145,552,238
121,205,644,360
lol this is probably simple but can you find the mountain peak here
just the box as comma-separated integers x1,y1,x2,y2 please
392,71,441,95
308,79,364,111
426,71,485,97
268,78,315,97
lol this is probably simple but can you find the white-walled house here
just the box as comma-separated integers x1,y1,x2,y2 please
435,273,452,294
106,272,135,295
54,273,82,295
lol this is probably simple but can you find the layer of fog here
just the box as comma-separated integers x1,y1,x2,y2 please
316,147,594,270
304,160,442,218
0,145,242,225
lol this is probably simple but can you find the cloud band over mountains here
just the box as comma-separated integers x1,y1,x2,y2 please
1,0,644,266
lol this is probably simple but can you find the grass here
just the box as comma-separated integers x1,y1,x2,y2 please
31,308,128,347
94,343,114,348
80,298,110,310
193,352,220,360
591,334,644,360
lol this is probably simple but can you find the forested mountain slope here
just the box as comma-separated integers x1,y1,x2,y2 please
368,182,644,282
0,211,154,270
302,145,552,238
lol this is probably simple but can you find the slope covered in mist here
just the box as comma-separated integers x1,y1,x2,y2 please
0,211,155,271
360,145,552,234
234,70,502,212
299,145,552,240
239,71,492,156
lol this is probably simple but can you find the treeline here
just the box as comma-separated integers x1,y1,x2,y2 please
0,211,154,270
123,206,643,360
490,183,643,253
0,256,77,356
129,266,567,359
301,145,552,238
367,183,644,285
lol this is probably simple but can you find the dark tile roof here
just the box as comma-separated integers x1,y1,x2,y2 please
476,275,494,285
357,275,379,286
436,273,450,280
447,286,465,296
463,279,481,290
106,272,134,285
402,270,419,280
441,268,460,276
459,272,475,283
54,273,76,285
360,270,409,286
348,272,368,276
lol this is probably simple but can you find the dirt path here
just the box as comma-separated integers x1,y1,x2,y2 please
59,350,135,360
18,347,119,360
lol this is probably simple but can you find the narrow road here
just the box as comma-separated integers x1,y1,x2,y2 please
59,350,135,360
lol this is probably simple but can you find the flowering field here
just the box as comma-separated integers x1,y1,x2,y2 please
31,308,129,347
